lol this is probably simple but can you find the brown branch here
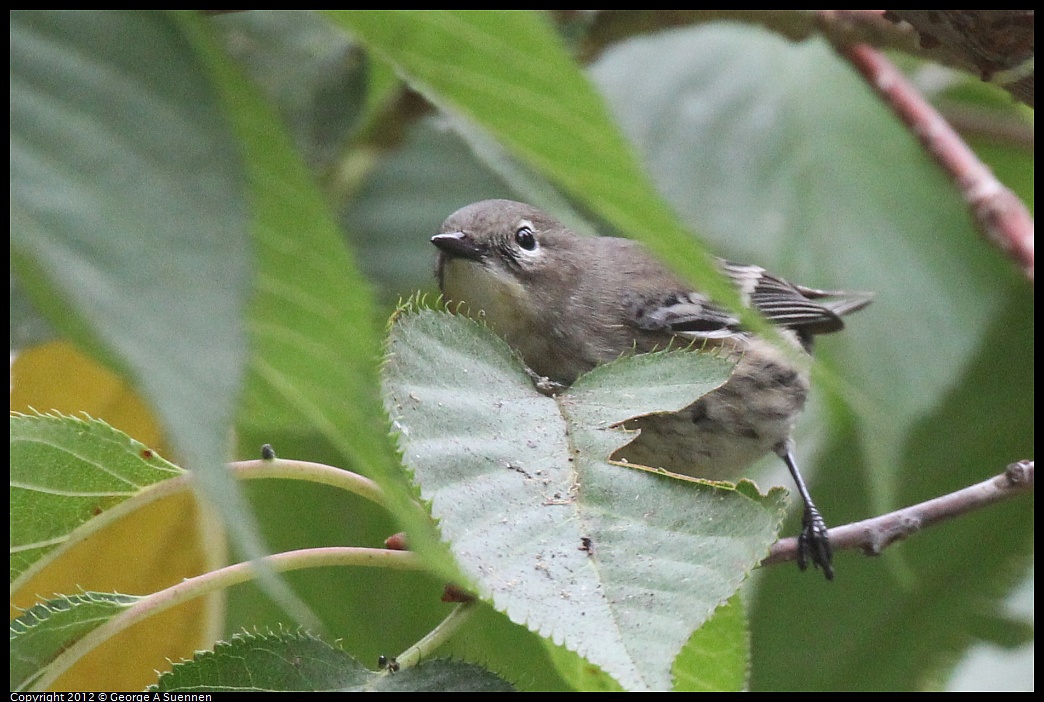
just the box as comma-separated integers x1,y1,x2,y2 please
883,11,1034,108
763,460,1034,568
574,10,921,64
839,43,1035,283
575,11,1033,105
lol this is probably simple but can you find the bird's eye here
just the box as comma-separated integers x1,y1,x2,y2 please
515,226,537,251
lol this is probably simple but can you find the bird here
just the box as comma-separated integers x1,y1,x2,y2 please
431,199,873,579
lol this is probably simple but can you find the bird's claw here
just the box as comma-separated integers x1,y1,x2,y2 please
797,505,834,580
525,367,566,396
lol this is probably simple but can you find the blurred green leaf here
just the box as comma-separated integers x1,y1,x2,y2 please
183,10,449,575
211,10,368,172
10,8,256,565
325,10,736,314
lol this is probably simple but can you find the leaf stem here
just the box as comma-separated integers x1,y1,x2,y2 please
32,546,423,691
230,457,387,506
12,458,392,596
391,600,478,671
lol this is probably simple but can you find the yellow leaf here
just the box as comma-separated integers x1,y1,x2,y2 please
11,341,226,691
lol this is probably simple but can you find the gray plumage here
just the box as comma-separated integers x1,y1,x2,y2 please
432,199,873,578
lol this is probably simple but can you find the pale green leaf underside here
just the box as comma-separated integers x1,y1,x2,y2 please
149,630,515,692
10,591,143,692
382,309,786,691
9,413,183,589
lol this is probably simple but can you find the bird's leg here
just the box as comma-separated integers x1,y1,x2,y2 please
775,440,834,580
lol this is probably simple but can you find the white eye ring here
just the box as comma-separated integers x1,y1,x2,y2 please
515,226,536,250
514,220,540,257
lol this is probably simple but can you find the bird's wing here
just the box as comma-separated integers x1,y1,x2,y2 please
627,288,741,338
721,261,855,335
630,261,871,338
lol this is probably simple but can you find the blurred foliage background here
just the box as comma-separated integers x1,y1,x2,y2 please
10,10,1032,691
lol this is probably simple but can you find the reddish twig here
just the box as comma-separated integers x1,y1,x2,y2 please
763,460,1034,568
839,43,1034,283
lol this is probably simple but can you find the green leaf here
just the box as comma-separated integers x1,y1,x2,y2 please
10,8,251,535
542,638,624,692
672,594,749,692
210,10,368,174
382,309,786,691
8,9,302,617
541,593,749,691
9,413,184,589
149,630,515,692
368,659,516,693
325,10,739,317
10,592,142,692
197,9,447,573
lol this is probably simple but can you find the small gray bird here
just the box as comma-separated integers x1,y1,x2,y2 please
431,199,872,579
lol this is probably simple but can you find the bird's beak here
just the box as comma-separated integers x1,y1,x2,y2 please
431,231,485,262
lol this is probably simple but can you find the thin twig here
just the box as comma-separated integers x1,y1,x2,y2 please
839,43,1034,283
763,460,1034,568
839,43,1035,282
